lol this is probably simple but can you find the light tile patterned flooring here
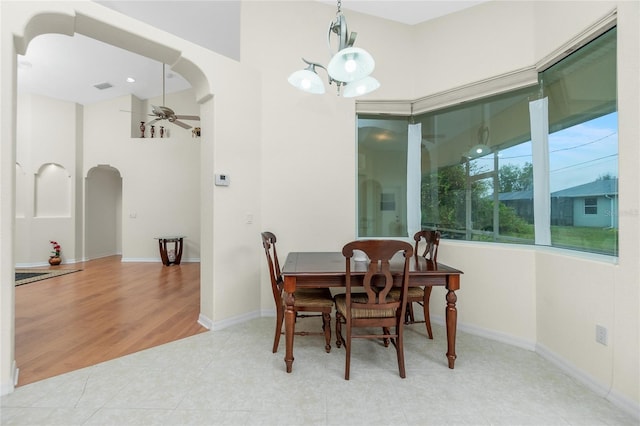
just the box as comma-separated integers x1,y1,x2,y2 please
2,317,637,425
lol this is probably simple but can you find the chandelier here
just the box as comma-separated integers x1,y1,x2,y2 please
288,0,380,98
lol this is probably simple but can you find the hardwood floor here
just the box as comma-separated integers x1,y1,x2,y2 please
14,256,206,386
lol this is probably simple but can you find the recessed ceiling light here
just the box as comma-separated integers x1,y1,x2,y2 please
126,77,136,83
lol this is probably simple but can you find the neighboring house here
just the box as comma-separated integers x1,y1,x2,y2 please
498,189,534,224
499,178,618,228
551,178,618,228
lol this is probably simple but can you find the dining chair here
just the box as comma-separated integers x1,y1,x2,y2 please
261,231,333,353
390,230,441,339
334,239,414,380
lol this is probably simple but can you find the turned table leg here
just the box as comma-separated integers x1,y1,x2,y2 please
283,276,296,373
445,274,460,369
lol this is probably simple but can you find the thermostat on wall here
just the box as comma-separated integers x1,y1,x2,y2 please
215,174,230,186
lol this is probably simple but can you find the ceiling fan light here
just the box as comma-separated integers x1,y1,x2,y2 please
288,69,325,94
327,47,375,83
469,144,491,158
343,76,380,98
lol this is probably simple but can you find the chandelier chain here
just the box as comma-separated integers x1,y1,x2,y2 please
336,0,341,14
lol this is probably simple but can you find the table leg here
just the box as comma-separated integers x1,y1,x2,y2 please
445,289,457,368
174,238,184,265
158,239,170,266
284,289,295,372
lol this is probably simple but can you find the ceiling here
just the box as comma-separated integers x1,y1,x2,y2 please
17,1,486,105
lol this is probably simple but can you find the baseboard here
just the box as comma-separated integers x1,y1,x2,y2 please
210,310,261,331
536,343,640,421
430,314,537,351
198,313,213,330
430,314,639,422
120,257,200,263
1,361,18,396
17,257,201,267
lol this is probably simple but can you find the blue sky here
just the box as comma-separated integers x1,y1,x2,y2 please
548,112,618,191
493,112,618,192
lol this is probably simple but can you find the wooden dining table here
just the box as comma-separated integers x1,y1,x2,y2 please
281,251,463,373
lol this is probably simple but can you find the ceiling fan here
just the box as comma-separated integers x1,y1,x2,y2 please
144,63,200,130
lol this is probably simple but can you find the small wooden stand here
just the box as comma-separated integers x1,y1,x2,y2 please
155,236,185,266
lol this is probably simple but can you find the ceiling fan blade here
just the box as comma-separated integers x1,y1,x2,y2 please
174,115,200,121
151,105,164,115
120,109,149,117
146,118,160,126
172,120,192,129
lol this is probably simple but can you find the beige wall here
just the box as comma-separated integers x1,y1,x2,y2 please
1,0,638,417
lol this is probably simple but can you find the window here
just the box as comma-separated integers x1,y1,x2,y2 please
356,27,618,256
357,116,408,237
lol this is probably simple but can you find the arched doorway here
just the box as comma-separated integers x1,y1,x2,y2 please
85,165,122,260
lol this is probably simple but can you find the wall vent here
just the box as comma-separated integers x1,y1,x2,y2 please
93,82,113,90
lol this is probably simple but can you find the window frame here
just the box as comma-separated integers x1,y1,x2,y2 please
355,19,618,258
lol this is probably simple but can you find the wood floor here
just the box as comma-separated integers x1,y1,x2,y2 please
14,256,206,386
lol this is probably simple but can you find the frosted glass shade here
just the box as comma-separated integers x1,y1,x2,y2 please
343,76,380,98
288,69,325,94
327,47,375,83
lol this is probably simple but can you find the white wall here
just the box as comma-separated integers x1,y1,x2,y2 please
83,89,202,262
14,88,201,264
15,93,80,265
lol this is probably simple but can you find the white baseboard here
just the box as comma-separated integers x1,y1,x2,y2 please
120,257,200,263
430,314,639,422
1,361,18,396
430,314,536,351
198,313,213,330
536,343,640,421
210,310,261,331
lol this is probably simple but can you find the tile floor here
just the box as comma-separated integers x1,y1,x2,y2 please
2,317,637,425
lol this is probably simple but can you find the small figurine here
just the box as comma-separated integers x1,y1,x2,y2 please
150,125,155,138
160,126,164,138
139,121,145,138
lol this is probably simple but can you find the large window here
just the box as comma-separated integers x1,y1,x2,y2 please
356,27,618,256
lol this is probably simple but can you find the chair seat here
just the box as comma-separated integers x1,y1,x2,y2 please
282,288,334,308
334,293,396,319
388,286,424,300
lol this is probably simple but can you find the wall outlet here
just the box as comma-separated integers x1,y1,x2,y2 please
595,324,608,345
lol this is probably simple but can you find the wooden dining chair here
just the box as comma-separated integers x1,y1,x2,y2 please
334,239,414,380
390,230,441,339
261,231,333,353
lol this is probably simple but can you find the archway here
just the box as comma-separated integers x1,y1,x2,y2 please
85,165,122,260
6,8,214,391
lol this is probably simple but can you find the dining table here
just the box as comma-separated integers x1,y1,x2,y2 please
280,251,463,373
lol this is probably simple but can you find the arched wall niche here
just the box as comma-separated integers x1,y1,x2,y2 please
34,163,70,218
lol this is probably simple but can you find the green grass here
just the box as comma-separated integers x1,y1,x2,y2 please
550,226,618,256
474,225,618,256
